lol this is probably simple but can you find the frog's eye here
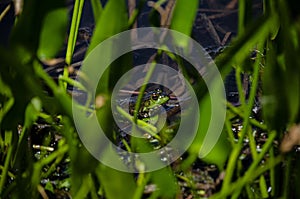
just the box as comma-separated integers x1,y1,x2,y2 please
151,93,159,101
144,100,150,107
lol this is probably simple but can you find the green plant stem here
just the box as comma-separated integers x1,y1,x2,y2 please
43,147,66,178
0,98,14,123
34,62,73,117
65,0,85,65
259,175,269,198
133,173,150,199
238,0,246,35
90,0,102,23
121,138,132,152
0,166,15,179
0,131,13,194
133,58,157,123
176,174,191,184
31,144,69,189
64,0,85,90
248,127,258,159
221,42,263,192
231,131,277,197
211,131,280,199
283,154,292,199
246,131,277,170
59,75,88,91
58,75,93,109
227,102,267,130
269,146,276,197
128,0,147,28
243,126,269,198
89,174,98,199
245,185,255,199
74,174,92,199
225,117,236,147
116,106,160,140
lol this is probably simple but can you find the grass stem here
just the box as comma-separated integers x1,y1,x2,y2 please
221,42,264,193
0,131,13,195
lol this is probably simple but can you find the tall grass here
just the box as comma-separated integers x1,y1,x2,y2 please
0,0,300,198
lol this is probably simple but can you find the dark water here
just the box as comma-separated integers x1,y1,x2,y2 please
0,1,15,46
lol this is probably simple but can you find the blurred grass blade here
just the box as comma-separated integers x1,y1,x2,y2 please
37,8,68,60
0,77,14,124
262,40,287,130
90,0,103,23
0,131,13,195
96,165,136,199
238,0,253,35
191,94,231,170
262,2,300,129
170,0,198,48
86,0,129,95
0,50,45,130
150,167,178,198
87,0,128,54
10,0,66,56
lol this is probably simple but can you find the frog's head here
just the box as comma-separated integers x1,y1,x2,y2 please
147,88,169,109
138,88,169,119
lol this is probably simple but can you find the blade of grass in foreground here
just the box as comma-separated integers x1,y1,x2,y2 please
170,0,198,48
90,0,102,23
65,0,85,65
84,0,137,198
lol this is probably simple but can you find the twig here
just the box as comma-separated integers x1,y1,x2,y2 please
201,13,221,45
0,4,11,22
198,8,237,13
221,32,232,45
147,0,175,28
225,0,238,10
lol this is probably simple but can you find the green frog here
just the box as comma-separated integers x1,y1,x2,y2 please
130,88,169,125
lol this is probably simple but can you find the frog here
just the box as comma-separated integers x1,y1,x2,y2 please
130,88,169,125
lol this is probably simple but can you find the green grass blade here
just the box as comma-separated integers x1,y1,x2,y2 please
170,0,198,48
65,0,85,65
87,0,128,54
37,8,68,60
90,0,103,23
